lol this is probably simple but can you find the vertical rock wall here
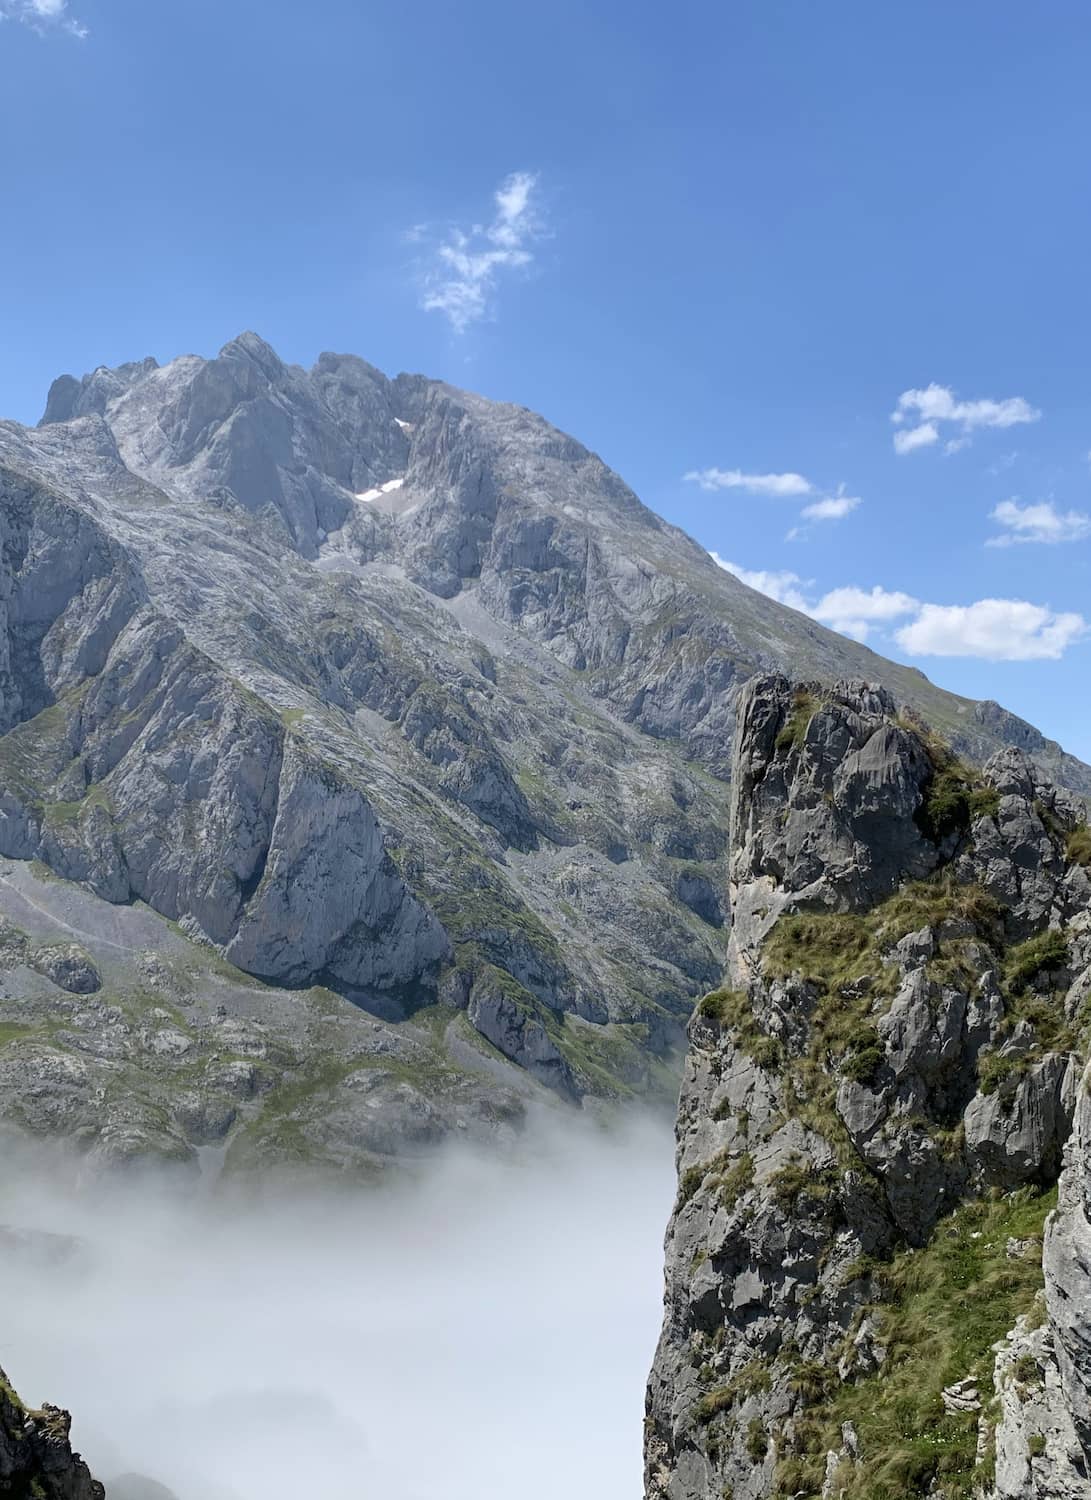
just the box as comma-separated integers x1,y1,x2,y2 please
646,676,1091,1500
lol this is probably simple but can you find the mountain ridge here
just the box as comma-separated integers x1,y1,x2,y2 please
0,333,1086,1166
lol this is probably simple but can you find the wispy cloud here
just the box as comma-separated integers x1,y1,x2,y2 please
415,171,544,333
685,468,813,497
800,492,861,522
986,498,1091,548
687,469,862,537
0,0,86,35
891,383,1040,455
712,553,1086,660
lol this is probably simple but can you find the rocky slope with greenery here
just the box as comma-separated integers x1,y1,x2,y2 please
646,675,1091,1500
0,334,1088,1129
0,1362,103,1499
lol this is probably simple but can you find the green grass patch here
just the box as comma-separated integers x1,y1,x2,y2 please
1004,929,1068,995
775,689,820,753
679,1149,755,1210
0,1022,42,1047
697,987,781,1070
908,728,1000,844
777,1186,1055,1499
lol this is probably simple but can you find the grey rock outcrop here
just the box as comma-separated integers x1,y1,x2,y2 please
0,1364,103,1499
646,675,1091,1500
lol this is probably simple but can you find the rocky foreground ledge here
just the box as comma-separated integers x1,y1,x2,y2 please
0,1364,103,1498
646,676,1091,1500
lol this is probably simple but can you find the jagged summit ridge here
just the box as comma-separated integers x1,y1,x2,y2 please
0,336,1089,1169
647,674,1091,1499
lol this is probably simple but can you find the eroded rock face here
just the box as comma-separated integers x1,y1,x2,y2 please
0,1365,104,1499
646,675,1091,1500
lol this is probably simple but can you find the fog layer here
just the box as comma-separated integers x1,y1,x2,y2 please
0,1113,675,1500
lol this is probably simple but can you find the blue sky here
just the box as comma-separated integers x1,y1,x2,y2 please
2,0,1089,759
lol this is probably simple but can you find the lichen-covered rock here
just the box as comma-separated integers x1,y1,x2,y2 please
646,675,1091,1500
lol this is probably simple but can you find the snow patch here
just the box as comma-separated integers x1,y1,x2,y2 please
354,477,405,503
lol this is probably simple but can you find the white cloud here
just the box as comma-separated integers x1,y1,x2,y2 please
417,171,544,332
0,0,86,33
893,421,939,455
891,383,1040,454
688,471,862,537
896,600,1087,661
811,585,919,641
711,550,1086,660
711,555,812,613
685,468,813,497
986,498,1091,548
801,494,861,522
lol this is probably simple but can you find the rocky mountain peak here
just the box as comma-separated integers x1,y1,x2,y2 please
1,336,1090,1176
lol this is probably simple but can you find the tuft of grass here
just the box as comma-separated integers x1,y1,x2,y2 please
911,731,999,844
775,689,820,753
697,988,781,1070
763,911,875,994
746,1416,769,1462
679,1149,755,1210
841,1026,885,1083
1004,929,1069,995
696,1360,771,1423
1065,824,1091,869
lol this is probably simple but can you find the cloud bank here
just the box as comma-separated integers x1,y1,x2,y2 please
0,1114,674,1500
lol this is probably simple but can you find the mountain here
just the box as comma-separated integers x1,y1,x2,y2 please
0,332,1088,1170
646,675,1091,1499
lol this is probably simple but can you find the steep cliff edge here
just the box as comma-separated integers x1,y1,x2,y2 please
647,676,1091,1500
0,1364,103,1498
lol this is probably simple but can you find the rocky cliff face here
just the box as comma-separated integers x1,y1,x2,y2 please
0,1363,103,1498
647,676,1091,1500
0,335,1089,1166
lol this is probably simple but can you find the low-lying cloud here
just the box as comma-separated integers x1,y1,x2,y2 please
0,1112,675,1500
